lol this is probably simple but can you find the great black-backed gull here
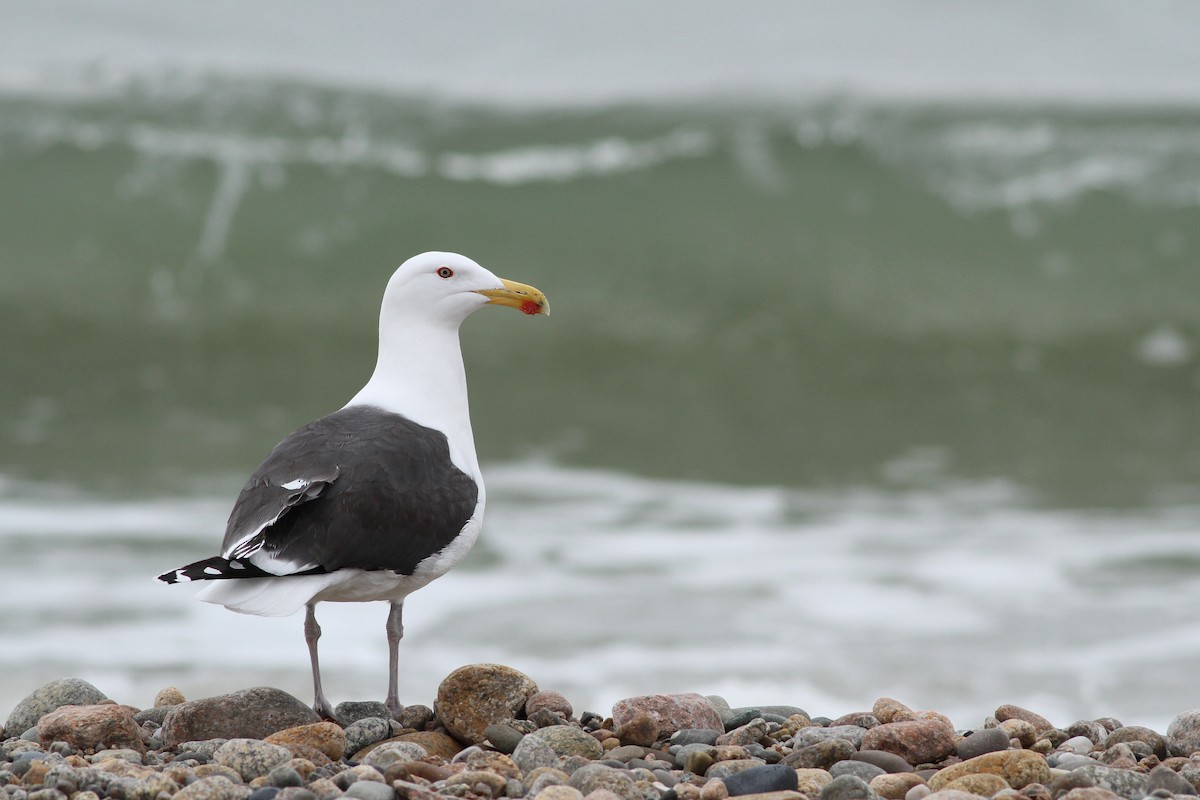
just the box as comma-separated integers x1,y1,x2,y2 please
157,251,549,719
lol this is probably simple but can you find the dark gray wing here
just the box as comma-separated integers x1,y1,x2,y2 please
221,405,480,577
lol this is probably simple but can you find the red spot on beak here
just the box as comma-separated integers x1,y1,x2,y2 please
520,299,541,315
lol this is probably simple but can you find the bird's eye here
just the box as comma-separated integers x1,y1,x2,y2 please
436,266,454,279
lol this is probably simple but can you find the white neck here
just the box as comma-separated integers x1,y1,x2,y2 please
345,315,481,481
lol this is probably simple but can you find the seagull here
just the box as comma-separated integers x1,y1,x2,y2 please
157,251,548,719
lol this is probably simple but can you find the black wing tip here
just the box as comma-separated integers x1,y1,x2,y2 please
156,557,269,584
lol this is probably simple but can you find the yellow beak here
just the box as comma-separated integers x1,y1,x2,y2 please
477,278,550,316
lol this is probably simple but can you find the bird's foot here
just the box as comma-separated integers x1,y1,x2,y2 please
313,695,337,722
385,695,405,721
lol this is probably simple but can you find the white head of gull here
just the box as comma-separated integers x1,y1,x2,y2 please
157,251,549,719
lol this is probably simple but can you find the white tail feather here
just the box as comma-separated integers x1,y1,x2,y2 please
194,574,341,617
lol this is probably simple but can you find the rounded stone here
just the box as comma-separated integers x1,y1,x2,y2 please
344,782,395,800
214,739,293,781
359,742,428,770
344,718,393,756
533,787,584,800
862,720,957,766
6,680,108,735
1105,725,1167,760
265,765,303,788
854,750,915,774
396,730,461,760
706,760,770,780
1059,737,1094,755
927,751,1050,791
722,764,799,797
334,702,393,727
37,704,145,754
173,775,253,800
614,711,659,748
994,706,1053,735
999,720,1036,749
718,719,769,747
942,774,1010,796
162,688,320,749
832,713,881,729
922,791,981,800
1168,711,1200,758
820,774,874,800
567,764,640,800
794,726,870,750
956,729,1011,761
611,694,723,737
672,729,723,746
513,733,560,774
873,699,916,725
1059,789,1123,800
435,664,538,745
870,773,926,800
832,761,886,783
795,768,835,795
264,722,345,761
1145,764,1197,796
1069,765,1149,799
528,725,604,759
484,723,526,755
527,691,574,721
783,739,858,770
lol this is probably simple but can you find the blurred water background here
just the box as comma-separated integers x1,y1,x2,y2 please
2,1,1200,731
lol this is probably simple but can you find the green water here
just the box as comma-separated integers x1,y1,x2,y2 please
2,77,1198,505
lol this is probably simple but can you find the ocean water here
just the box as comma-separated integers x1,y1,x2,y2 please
2,2,1200,732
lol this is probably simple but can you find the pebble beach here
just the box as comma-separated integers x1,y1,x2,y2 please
4,666,1200,800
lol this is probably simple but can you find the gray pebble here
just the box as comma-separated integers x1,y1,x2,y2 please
707,760,767,780
5,679,107,735
213,739,292,782
484,723,526,755
276,789,315,800
782,738,857,771
722,764,799,797
852,750,913,774
526,770,569,796
670,729,723,747
567,764,640,800
1071,764,1149,799
1054,753,1098,771
266,766,303,789
360,742,428,770
334,702,393,727
957,728,1010,760
344,783,395,800
792,726,868,749
343,718,392,756
527,726,603,760
830,760,886,782
1060,736,1094,755
820,774,875,800
1146,765,1197,796
513,734,559,774
1065,721,1109,744
1168,710,1200,757
177,740,230,760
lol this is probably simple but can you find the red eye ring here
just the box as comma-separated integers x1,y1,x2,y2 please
436,266,454,279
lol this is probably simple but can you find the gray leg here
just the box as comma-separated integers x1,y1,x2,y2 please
384,601,405,718
304,603,336,720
